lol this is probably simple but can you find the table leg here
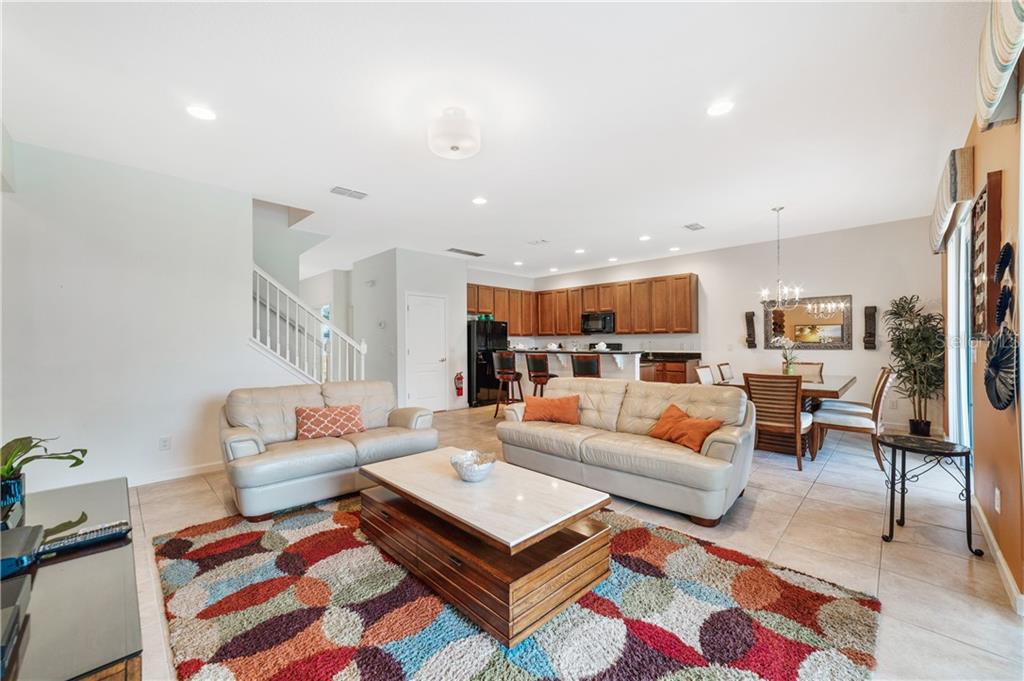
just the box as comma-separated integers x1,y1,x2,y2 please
965,454,984,557
897,448,907,527
883,445,898,542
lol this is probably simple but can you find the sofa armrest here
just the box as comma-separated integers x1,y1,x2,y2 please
221,426,265,461
701,402,756,463
504,403,525,422
388,407,433,430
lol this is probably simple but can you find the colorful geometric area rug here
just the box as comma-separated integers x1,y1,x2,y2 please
153,496,881,680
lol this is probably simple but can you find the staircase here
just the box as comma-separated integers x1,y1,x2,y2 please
251,265,367,383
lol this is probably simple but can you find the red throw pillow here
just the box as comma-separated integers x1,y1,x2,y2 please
523,395,580,425
295,405,365,440
648,404,723,452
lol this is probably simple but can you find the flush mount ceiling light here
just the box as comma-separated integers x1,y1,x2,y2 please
513,261,523,266
669,246,680,252
186,105,216,121
574,248,586,254
428,107,481,160
608,257,619,262
549,267,559,272
639,235,651,241
471,196,488,205
706,100,734,117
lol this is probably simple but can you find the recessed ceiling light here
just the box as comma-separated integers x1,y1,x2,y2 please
472,196,488,205
608,257,618,262
186,105,216,121
669,246,680,252
706,100,734,117
549,267,559,272
513,261,523,266
639,235,651,241
574,248,586,254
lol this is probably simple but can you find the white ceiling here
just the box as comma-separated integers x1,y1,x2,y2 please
3,2,987,279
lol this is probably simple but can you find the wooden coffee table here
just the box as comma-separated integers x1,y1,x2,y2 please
359,447,611,647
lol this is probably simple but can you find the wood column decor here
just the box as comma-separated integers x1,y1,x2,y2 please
745,312,757,348
864,306,877,350
971,171,1002,339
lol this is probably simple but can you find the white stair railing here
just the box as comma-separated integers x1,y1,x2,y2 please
251,265,367,382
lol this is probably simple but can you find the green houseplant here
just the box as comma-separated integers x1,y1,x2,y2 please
1,437,87,507
883,295,945,436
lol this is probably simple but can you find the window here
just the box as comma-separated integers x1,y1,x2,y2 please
945,220,973,446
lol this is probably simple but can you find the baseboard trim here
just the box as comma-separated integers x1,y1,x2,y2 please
971,495,1024,616
131,461,225,488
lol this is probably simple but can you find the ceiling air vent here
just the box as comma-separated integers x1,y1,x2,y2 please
526,239,551,246
683,223,706,231
330,186,368,200
446,247,485,258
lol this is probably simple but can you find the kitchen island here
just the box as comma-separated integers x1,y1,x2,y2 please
509,349,643,393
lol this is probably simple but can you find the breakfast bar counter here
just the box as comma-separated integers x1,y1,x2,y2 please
509,349,642,390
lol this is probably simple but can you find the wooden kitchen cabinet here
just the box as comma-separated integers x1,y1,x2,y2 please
508,289,523,335
523,291,536,335
669,274,698,333
630,279,652,334
598,284,615,311
651,277,671,333
467,284,479,314
537,291,555,335
613,282,632,333
581,286,599,313
640,362,657,382
568,288,583,335
554,289,570,335
493,287,509,325
477,285,495,314
662,362,688,383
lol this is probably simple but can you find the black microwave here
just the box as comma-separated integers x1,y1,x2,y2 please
581,311,615,334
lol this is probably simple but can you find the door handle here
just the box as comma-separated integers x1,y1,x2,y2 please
439,358,447,363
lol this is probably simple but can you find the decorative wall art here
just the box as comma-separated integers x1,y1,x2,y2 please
864,306,877,350
970,171,1002,339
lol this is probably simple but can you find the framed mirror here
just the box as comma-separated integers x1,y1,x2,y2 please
763,295,853,350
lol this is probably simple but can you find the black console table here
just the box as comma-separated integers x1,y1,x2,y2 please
5,478,142,680
878,434,983,556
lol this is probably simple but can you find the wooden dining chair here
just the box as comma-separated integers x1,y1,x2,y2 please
743,373,814,470
695,365,716,385
492,351,524,417
525,353,558,396
717,363,734,382
812,367,894,470
571,353,601,378
787,361,824,383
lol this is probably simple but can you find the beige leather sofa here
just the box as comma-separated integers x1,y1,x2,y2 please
219,381,438,517
497,378,755,526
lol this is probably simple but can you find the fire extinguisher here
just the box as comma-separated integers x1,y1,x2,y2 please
454,371,464,397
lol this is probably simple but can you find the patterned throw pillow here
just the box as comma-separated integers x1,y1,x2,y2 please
295,405,365,440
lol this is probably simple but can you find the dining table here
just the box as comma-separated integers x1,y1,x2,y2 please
723,373,858,402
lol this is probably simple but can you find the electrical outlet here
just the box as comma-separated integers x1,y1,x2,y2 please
158,436,172,452
994,487,1001,514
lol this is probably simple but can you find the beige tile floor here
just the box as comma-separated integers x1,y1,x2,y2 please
131,406,1023,680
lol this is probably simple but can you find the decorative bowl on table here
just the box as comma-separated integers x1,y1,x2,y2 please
450,450,496,482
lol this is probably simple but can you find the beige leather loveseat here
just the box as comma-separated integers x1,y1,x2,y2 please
219,381,438,517
497,378,755,526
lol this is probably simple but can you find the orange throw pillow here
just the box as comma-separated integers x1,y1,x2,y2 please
648,404,723,452
523,395,580,425
295,405,365,440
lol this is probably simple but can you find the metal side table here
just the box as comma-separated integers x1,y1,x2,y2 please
878,433,983,556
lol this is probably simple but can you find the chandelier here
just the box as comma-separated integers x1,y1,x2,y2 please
760,206,803,312
805,299,847,320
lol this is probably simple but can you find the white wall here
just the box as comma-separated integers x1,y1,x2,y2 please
252,199,325,294
530,217,940,427
299,268,352,336
351,249,398,387
396,249,469,410
467,267,536,291
2,142,303,491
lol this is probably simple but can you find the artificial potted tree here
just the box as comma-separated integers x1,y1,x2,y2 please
2,437,88,510
883,295,945,436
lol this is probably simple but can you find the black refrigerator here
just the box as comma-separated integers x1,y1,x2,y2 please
467,320,509,407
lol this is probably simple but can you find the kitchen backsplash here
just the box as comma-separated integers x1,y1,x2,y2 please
508,333,700,351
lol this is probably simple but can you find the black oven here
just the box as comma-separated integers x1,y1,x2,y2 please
581,311,615,334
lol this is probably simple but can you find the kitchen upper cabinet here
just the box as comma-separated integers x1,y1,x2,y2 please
568,288,583,335
467,284,479,314
554,289,570,335
669,274,698,333
537,291,555,335
523,291,536,336
598,284,615,311
581,286,599,313
477,285,495,314
493,287,509,325
650,277,671,333
630,279,652,334
508,289,523,336
613,282,632,333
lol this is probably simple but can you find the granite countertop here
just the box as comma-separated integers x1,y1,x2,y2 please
509,348,643,355
640,351,702,361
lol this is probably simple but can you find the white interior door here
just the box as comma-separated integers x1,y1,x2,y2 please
405,293,447,411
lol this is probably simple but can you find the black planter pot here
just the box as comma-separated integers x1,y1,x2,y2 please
909,419,932,436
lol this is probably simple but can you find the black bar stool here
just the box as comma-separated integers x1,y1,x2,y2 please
493,351,524,417
571,353,601,378
526,353,558,396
